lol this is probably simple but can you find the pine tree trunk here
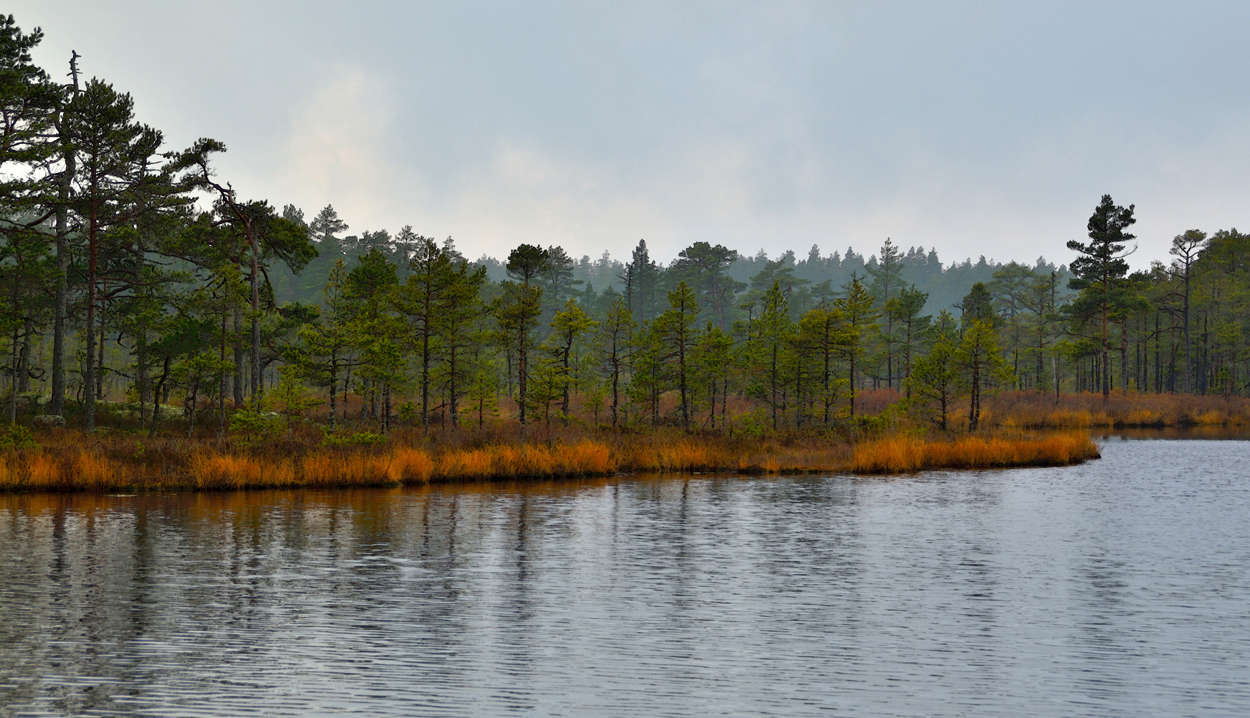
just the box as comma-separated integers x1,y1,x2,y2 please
96,326,106,401
51,77,77,419
233,308,245,407
17,317,33,395
251,234,262,404
328,355,338,430
84,205,98,432
137,332,150,428
610,352,619,428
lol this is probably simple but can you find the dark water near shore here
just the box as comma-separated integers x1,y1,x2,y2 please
2,438,1248,717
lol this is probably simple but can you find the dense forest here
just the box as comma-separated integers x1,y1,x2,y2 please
3,16,1248,439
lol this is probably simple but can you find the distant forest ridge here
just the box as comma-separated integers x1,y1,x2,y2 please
271,209,1070,316
473,243,1071,315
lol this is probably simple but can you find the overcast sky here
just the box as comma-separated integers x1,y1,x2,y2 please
12,1,1250,268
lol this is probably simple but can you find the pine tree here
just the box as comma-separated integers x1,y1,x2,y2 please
906,330,960,431
437,260,487,429
670,242,741,330
499,244,550,429
744,281,793,429
628,240,661,322
1168,229,1205,393
655,281,698,428
344,249,400,429
548,298,597,425
796,305,852,426
0,17,59,420
397,236,454,428
1067,194,1135,399
309,205,348,252
885,285,929,394
540,245,581,319
957,319,1010,431
834,276,878,418
960,282,997,328
290,259,356,429
692,322,733,429
596,296,635,427
67,78,166,430
867,238,904,387
989,262,1035,387
629,321,665,426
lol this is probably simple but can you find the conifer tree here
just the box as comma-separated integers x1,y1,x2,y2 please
498,244,550,429
692,322,733,429
655,281,698,428
796,305,851,426
596,296,635,427
0,17,58,420
744,281,793,429
397,235,454,428
1068,194,1135,399
540,245,581,319
494,280,542,430
1168,229,1205,393
344,249,400,428
989,262,1035,386
67,78,167,430
629,321,665,426
957,319,1010,431
438,260,487,428
309,205,348,252
670,242,741,330
834,276,878,418
886,285,929,394
182,139,316,403
627,240,661,322
960,282,997,328
906,329,959,431
290,259,356,429
867,238,904,387
548,298,597,425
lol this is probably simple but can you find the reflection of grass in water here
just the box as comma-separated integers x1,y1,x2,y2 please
0,429,1099,492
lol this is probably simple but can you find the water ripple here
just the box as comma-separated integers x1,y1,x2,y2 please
2,439,1249,716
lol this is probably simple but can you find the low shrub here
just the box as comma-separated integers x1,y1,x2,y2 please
0,423,37,450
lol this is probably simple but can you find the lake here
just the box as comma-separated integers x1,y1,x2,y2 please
2,436,1248,716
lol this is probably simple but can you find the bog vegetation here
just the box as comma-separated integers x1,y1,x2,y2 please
0,16,1244,491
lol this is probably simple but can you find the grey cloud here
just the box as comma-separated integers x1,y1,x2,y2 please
14,0,1250,266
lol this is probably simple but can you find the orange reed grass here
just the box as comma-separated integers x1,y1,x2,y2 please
437,440,616,480
1,428,1101,493
985,391,1250,429
189,453,297,489
852,432,1099,474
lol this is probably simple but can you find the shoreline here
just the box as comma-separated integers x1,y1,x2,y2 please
0,430,1100,494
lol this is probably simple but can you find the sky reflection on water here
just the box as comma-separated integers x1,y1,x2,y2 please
2,439,1248,717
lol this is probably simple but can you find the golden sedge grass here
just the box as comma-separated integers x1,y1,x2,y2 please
0,430,1099,493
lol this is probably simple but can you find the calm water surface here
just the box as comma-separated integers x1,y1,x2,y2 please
1,438,1248,717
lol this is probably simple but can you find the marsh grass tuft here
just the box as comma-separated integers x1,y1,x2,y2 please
851,432,1099,474
985,391,1249,429
0,422,1101,493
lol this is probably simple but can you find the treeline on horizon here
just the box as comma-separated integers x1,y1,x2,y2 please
277,217,1065,319
2,15,1249,442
